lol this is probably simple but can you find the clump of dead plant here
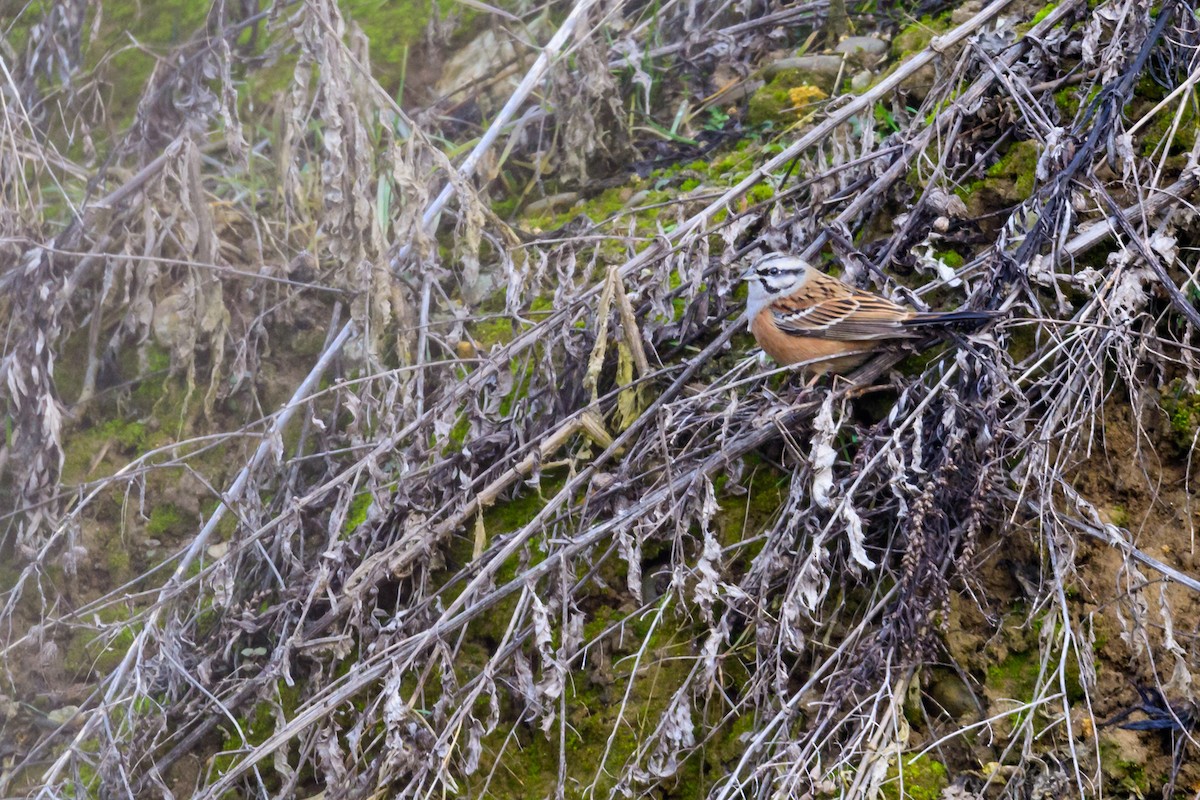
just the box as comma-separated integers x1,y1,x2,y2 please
3,0,1200,797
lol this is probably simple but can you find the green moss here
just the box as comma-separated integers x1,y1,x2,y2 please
499,357,534,417
481,476,566,538
880,755,948,800
986,140,1039,198
341,0,471,94
986,648,1038,700
468,315,517,348
1054,86,1080,118
83,0,214,126
1099,738,1150,796
1139,96,1198,157
144,343,171,373
891,12,953,59
746,182,775,204
1063,646,1084,703
1054,84,1101,120
214,682,304,790
1014,2,1059,35
935,250,964,269
62,608,139,677
471,609,709,799
1031,2,1058,24
957,140,1041,214
1133,73,1168,104
343,491,373,535
446,412,471,449
61,417,154,482
748,70,829,127
1005,321,1039,364
712,459,787,552
1161,378,1200,448
896,342,952,377
516,181,685,246
711,153,743,175
146,504,183,537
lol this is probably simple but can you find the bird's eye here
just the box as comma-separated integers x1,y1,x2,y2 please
767,267,779,276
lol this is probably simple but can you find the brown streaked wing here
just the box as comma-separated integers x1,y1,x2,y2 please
772,275,918,341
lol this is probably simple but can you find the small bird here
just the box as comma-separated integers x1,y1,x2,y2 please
743,253,996,375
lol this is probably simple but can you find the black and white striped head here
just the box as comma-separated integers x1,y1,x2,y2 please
742,254,812,316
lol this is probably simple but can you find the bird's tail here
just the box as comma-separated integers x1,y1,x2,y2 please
904,309,1000,330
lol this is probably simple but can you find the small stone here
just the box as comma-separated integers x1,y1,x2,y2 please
524,192,578,216
762,54,843,80
46,705,81,727
951,0,984,25
850,71,872,92
926,668,979,719
623,189,650,208
835,36,889,58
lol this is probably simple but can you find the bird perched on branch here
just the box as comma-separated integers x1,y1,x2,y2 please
743,253,997,376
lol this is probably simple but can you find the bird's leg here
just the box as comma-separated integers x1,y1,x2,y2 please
802,370,830,390
826,372,860,394
846,383,890,400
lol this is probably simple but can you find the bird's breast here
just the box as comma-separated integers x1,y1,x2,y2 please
751,309,874,375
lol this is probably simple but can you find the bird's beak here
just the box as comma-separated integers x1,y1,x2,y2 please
739,267,756,281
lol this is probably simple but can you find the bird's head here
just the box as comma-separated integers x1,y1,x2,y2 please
742,254,812,316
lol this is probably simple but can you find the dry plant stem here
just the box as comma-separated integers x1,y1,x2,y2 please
342,314,746,601
340,409,595,592
1127,65,1200,138
714,583,902,800
0,135,184,294
676,0,1020,248
912,691,1065,760
393,0,605,266
841,0,1081,268
844,668,915,798
415,275,433,416
925,172,1200,299
39,4,611,784
197,339,910,794
1096,186,1200,329
1002,487,1200,593
32,319,354,796
611,0,830,68
370,0,1035,451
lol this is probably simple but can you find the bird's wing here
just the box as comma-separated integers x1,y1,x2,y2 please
772,274,918,341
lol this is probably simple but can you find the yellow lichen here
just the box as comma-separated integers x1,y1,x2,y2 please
788,84,829,117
